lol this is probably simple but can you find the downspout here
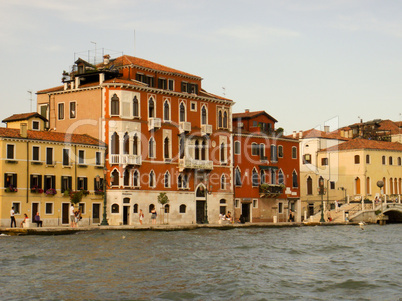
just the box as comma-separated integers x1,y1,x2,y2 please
26,140,29,203
74,145,77,191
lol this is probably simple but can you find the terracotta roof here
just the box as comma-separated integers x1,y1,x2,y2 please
0,128,105,147
37,85,64,94
111,55,201,79
378,119,401,135
323,138,402,152
288,128,348,141
2,112,47,123
233,110,277,122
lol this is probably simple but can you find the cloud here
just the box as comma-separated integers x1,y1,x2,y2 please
217,24,301,42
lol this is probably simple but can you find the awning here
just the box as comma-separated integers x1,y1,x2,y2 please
259,165,278,170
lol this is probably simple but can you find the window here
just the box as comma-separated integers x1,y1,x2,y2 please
45,203,53,214
32,146,40,161
389,156,393,165
179,204,186,213
70,102,76,119
168,79,174,91
61,176,72,193
190,102,197,111
270,145,277,162
133,96,139,118
366,154,370,164
235,168,242,186
354,155,360,164
270,169,276,184
260,170,266,184
44,175,56,191
133,170,139,187
149,138,155,158
321,158,328,166
123,169,130,187
220,143,226,163
111,170,119,186
292,171,298,188
12,202,20,215
303,154,311,164
179,102,186,122
79,203,85,215
148,97,155,118
223,111,228,128
201,106,207,125
278,170,284,184
307,176,313,195
330,181,335,190
164,137,170,159
78,150,85,164
366,177,370,194
253,199,258,208
111,133,119,155
4,173,17,190
32,121,39,130
77,177,88,190
292,146,297,159
181,81,188,93
46,148,53,165
201,140,207,161
252,169,259,187
30,174,42,190
164,172,170,188
40,104,48,119
63,149,70,166
278,145,283,158
251,143,259,156
133,134,138,156
278,202,283,214
149,171,155,188
164,204,170,214
58,103,64,120
220,199,227,215
398,157,401,166
179,137,185,159
110,94,119,116
6,144,14,160
195,140,200,160
259,144,265,160
382,156,386,165
163,100,170,121
218,111,223,128
95,152,102,166
221,174,226,190
234,141,241,155
133,204,138,214
123,133,129,155
111,204,119,213
158,78,167,89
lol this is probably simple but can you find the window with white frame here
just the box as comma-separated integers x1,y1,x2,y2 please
234,141,241,155
292,146,297,159
6,144,15,160
58,103,64,120
32,146,40,161
70,101,76,119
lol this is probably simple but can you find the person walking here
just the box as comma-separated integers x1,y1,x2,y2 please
70,204,76,227
139,209,144,225
10,206,16,228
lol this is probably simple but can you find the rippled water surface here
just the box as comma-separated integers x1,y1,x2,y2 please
0,225,401,301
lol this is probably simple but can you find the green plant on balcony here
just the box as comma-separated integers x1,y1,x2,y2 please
259,183,285,196
70,190,84,205
5,185,18,193
30,186,43,193
63,189,71,197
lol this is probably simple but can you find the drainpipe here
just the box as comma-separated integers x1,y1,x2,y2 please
26,140,29,203
74,144,77,190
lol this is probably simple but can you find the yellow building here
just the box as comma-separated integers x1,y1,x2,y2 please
0,113,106,227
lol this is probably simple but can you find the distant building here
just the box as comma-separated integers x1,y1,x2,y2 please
0,114,105,227
233,110,300,223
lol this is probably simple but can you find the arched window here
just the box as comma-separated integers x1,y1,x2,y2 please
179,102,185,122
218,111,223,128
111,94,119,116
133,96,139,117
178,174,183,189
133,170,139,187
111,169,119,186
201,106,207,125
149,138,155,158
234,141,240,155
366,154,370,164
259,144,265,160
148,97,155,118
164,204,170,214
383,177,386,194
270,169,276,184
149,171,155,188
389,178,393,194
398,157,402,166
307,176,313,195
221,174,226,190
133,134,138,156
278,170,284,184
111,203,119,213
235,167,242,186
123,132,129,155
179,204,186,213
133,203,138,213
201,140,206,160
111,132,119,154
164,171,170,188
252,169,259,187
223,111,228,128
149,204,155,213
292,146,297,159
292,171,298,188
271,145,277,162
164,137,170,159
163,100,170,121
260,170,265,184
382,156,386,165
195,140,200,160
123,169,130,186
366,177,370,195
389,156,393,165
278,145,283,158
196,185,206,197
179,137,185,159
354,155,360,164
220,143,225,163
355,177,361,195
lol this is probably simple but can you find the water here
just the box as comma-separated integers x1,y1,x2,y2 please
0,225,401,301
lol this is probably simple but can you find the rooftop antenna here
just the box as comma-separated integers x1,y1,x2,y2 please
222,87,226,96
134,29,136,56
28,90,32,111
90,41,97,65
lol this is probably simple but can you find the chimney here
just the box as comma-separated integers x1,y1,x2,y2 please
75,77,80,89
299,130,303,138
99,73,105,85
103,54,110,65
293,131,297,138
20,123,28,138
245,109,249,113
324,125,330,133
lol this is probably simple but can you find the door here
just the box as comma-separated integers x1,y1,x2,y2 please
242,203,251,222
308,203,314,217
31,203,39,222
62,203,69,224
93,204,100,224
196,201,206,224
123,206,129,225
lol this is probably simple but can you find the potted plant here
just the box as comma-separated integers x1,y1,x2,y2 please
45,188,57,195
5,185,18,192
70,190,84,205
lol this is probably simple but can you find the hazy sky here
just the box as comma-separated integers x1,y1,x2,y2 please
1,0,401,134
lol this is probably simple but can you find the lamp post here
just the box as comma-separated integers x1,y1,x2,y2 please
96,167,114,226
376,180,386,225
319,177,326,223
204,174,212,224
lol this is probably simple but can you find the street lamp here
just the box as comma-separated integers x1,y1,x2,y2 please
96,168,114,226
319,177,326,223
376,180,385,225
204,174,212,224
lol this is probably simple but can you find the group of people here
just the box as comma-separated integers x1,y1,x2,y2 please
70,204,82,227
9,206,42,228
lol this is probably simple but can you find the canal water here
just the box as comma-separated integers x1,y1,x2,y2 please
0,225,401,301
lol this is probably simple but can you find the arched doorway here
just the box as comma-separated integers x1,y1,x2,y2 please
195,184,207,224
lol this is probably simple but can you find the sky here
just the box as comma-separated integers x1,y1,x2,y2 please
1,0,401,134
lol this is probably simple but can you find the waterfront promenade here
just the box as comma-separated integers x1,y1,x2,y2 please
0,221,358,235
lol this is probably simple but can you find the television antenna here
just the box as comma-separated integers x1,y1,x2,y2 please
28,90,33,111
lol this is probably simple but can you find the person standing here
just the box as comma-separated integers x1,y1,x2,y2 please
151,208,157,224
139,209,144,225
335,200,339,212
10,206,16,228
70,204,76,227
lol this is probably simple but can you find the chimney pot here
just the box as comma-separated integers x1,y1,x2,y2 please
20,123,28,138
299,130,303,138
245,109,249,113
103,54,110,65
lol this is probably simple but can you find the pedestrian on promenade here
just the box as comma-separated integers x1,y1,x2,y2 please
70,204,76,227
151,208,157,224
327,210,332,222
288,210,294,222
34,212,43,227
335,200,339,212
139,209,144,225
20,213,29,228
10,206,16,228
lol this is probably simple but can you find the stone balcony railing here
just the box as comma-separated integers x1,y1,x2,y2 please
148,118,161,131
259,184,285,197
179,121,191,133
110,154,142,166
179,157,213,171
201,124,212,135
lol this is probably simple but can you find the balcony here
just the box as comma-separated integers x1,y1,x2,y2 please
179,121,191,133
259,184,285,197
201,124,212,136
110,154,141,166
148,118,161,131
179,157,213,171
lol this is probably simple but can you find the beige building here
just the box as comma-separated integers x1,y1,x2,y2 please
0,113,106,227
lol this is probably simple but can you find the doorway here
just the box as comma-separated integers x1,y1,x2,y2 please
93,204,100,224
62,203,70,224
242,203,251,222
123,206,130,225
31,203,39,222
196,201,206,224
308,203,314,217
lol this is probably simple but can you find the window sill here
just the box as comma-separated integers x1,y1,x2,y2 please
6,160,18,164
95,165,104,169
62,165,72,168
78,164,88,168
46,164,56,167
31,161,43,165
